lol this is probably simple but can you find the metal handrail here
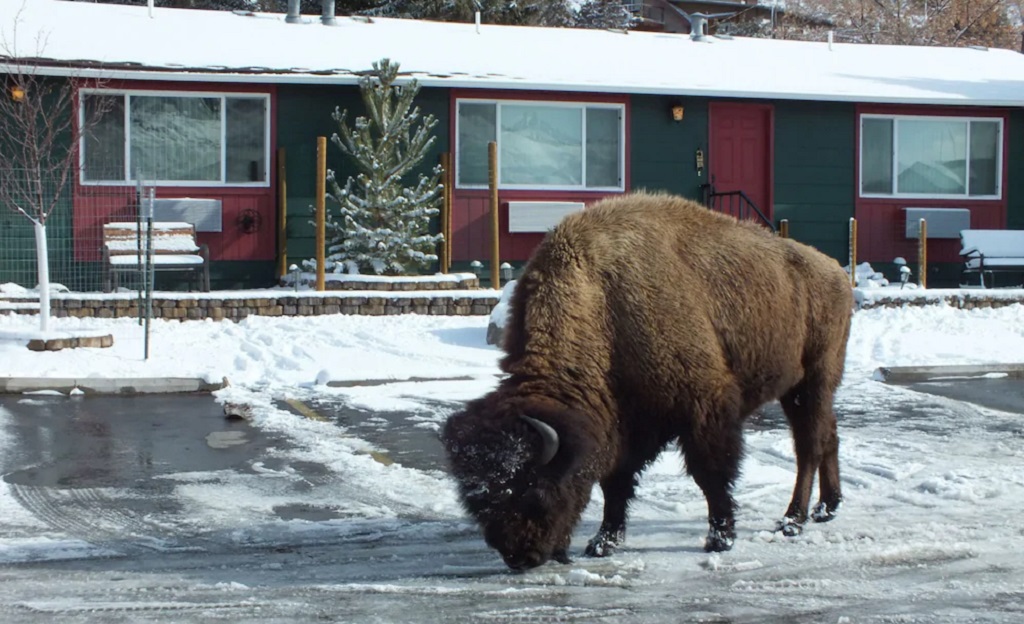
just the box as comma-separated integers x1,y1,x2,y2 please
702,185,776,232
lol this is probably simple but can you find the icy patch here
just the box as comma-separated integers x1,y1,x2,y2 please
703,553,765,573
525,568,630,587
868,543,976,567
0,536,119,563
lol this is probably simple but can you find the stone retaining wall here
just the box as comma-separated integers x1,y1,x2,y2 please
23,293,499,321
1,274,502,321
855,292,1024,310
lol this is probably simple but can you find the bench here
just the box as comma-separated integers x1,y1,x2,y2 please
959,229,1024,288
102,221,210,293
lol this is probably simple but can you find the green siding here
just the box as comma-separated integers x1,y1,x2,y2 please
1007,110,1024,231
277,85,450,271
630,97,856,265
629,95,708,201
772,100,857,262
0,77,79,288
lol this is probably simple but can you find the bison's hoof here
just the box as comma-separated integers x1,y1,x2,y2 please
585,529,624,558
811,500,840,523
553,549,573,565
776,517,804,537
705,518,736,552
704,528,735,553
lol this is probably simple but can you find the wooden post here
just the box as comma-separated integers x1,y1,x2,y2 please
276,147,288,279
488,141,500,289
779,219,789,239
849,217,857,287
918,218,927,289
440,152,451,273
315,137,327,292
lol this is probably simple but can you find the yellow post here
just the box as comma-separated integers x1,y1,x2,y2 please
849,217,857,287
779,219,789,239
488,141,500,289
315,137,327,292
276,147,288,279
918,218,927,289
440,152,451,273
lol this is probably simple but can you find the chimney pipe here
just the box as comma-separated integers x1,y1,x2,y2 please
285,0,301,24
321,0,337,25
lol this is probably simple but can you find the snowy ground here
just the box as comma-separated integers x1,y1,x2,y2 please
1,299,1024,622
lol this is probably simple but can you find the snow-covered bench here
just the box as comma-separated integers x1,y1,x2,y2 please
959,229,1024,288
102,222,210,293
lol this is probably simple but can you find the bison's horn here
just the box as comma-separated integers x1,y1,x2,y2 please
520,415,559,465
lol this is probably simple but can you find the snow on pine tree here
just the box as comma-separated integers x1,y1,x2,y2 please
321,58,443,275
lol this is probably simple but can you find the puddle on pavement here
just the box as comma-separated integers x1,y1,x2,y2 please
890,376,1024,417
287,397,457,474
273,503,353,522
0,394,282,489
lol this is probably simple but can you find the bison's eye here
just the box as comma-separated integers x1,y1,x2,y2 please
521,487,550,516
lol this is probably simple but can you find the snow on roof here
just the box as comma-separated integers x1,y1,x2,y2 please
2,0,1024,106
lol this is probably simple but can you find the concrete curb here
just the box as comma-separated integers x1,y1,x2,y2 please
876,364,1024,383
325,375,477,388
0,377,229,395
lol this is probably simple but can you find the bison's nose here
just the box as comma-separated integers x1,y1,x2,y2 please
503,550,546,572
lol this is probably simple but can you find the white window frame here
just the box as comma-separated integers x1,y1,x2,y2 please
455,98,626,192
79,89,272,188
859,113,1003,200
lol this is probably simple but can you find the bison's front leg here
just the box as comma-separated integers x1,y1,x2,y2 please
585,525,626,558
584,469,637,558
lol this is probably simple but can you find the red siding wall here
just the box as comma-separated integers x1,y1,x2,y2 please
72,80,277,263
854,104,1009,264
451,191,616,262
856,200,1006,264
449,89,630,263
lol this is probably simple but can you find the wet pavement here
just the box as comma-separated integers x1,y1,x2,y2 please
0,379,1022,623
896,376,1024,415
0,395,276,490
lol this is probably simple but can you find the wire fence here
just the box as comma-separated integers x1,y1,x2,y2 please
0,168,143,293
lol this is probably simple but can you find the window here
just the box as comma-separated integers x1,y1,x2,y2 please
456,100,624,190
860,115,1002,198
81,91,269,186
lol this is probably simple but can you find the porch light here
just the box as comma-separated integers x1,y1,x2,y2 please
470,260,483,281
671,104,684,122
500,262,513,284
10,85,25,102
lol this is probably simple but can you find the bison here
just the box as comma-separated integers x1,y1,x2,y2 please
443,192,853,571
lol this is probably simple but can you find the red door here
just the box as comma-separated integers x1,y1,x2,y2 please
708,103,773,221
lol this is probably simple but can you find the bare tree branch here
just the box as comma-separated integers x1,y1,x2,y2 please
0,2,112,225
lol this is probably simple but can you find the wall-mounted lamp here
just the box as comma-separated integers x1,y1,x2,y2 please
695,148,705,177
671,104,684,122
10,85,25,102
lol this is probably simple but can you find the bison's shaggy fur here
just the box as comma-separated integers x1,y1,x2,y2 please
443,192,853,571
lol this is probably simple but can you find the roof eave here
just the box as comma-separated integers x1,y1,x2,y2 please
4,62,1019,109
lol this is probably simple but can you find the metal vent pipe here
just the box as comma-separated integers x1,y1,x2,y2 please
285,0,301,24
321,0,337,25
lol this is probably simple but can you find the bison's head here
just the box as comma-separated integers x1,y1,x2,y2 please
442,395,594,571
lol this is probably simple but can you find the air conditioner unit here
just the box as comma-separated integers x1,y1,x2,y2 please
151,198,223,233
507,201,585,233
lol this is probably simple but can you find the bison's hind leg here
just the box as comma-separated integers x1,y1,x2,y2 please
778,375,842,536
678,418,745,553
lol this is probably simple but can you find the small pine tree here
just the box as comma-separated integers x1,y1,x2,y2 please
321,58,444,275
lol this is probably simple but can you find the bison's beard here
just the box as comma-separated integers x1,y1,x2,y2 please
473,493,583,571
